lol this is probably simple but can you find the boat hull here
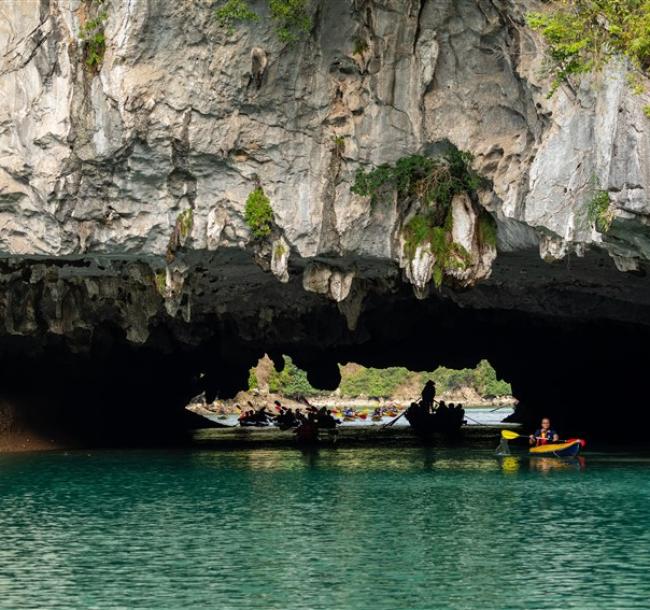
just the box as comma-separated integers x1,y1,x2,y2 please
530,440,582,457
404,409,463,437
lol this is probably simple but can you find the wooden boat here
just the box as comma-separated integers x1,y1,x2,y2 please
185,405,236,428
530,439,583,457
239,419,272,428
404,407,464,436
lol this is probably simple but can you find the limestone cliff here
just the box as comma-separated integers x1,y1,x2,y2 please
0,0,649,349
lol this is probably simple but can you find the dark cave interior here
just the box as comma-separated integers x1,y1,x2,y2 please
1,285,648,448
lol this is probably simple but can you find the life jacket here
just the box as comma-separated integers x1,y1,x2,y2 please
535,428,557,446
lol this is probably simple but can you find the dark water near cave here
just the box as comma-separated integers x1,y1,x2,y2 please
1,448,650,610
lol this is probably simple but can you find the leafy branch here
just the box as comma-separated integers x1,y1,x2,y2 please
528,1,650,98
245,187,274,238
352,148,491,288
587,189,614,232
216,0,311,42
80,8,108,72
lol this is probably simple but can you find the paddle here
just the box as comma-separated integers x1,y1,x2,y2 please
297,395,317,410
463,413,483,426
381,410,406,429
381,399,441,429
490,404,511,413
501,429,528,440
501,430,554,441
500,430,583,445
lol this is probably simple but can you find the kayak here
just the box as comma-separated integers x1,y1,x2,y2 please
530,439,583,457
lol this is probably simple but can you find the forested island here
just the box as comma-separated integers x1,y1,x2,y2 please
247,356,514,406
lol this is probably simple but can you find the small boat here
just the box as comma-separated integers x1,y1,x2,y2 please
404,406,464,437
530,439,584,458
185,405,236,428
239,419,272,428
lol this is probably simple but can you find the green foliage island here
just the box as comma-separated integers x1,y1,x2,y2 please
249,357,512,400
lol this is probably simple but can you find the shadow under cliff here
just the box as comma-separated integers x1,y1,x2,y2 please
0,297,648,448
1,248,650,448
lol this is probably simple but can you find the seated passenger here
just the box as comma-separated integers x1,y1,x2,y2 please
529,417,559,446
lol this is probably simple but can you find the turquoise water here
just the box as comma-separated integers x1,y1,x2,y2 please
1,447,650,609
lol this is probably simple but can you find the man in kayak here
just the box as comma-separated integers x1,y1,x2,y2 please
529,417,559,446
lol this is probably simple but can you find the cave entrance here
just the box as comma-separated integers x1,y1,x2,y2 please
2,281,650,449
185,354,516,431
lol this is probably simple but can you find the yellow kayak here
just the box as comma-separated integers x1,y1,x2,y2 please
530,439,583,457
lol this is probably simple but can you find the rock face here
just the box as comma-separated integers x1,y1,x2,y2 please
1,0,648,274
1,0,650,443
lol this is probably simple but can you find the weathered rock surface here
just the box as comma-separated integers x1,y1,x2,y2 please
0,0,649,349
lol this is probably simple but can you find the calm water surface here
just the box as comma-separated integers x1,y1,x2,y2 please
1,447,649,610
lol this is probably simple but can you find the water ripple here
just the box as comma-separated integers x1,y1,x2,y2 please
0,448,649,609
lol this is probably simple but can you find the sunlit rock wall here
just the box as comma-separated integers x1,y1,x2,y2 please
0,0,649,346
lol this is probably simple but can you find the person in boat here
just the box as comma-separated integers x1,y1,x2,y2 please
421,380,436,413
455,403,466,426
317,409,339,429
273,400,282,413
407,380,436,421
253,407,268,424
294,412,319,444
529,417,559,446
277,407,298,430
239,409,256,426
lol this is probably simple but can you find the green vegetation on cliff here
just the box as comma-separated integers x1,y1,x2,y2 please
528,1,650,97
338,367,412,398
166,208,194,261
216,0,311,42
477,213,498,248
351,149,484,209
588,189,614,232
245,187,274,238
80,7,107,72
267,356,319,397
351,148,490,288
248,357,512,399
424,360,512,398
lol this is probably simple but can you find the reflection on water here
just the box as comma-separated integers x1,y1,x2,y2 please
0,447,649,610
192,447,507,473
528,455,586,473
